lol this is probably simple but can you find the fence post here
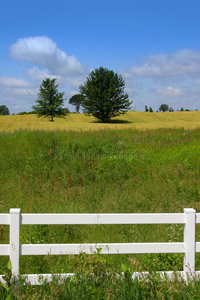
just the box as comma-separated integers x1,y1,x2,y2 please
184,208,196,273
10,208,20,277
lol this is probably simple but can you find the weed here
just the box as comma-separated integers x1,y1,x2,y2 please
0,260,12,300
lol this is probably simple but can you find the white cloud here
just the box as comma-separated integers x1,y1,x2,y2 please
8,36,91,98
0,75,38,99
1,86,38,97
11,88,37,96
156,87,184,97
26,67,65,86
118,69,135,96
66,74,87,89
26,67,53,82
193,79,200,86
9,36,83,76
0,76,32,87
69,91,80,96
125,87,134,94
119,70,133,80
130,49,200,78
26,66,87,90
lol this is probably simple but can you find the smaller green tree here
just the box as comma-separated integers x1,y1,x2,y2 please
0,105,10,115
145,105,153,112
159,104,169,112
69,94,85,113
32,78,67,122
149,107,153,112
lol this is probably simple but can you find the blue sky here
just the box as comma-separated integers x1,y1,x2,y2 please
1,0,200,113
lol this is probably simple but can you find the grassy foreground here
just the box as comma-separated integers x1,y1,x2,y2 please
1,127,200,274
2,263,200,299
1,125,200,298
0,111,200,132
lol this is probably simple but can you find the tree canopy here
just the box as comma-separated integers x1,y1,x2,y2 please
32,78,67,122
159,104,169,112
79,67,132,122
69,94,85,113
0,105,10,115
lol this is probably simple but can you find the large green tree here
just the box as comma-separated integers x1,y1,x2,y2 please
69,94,85,113
79,67,132,122
32,78,67,122
0,105,10,115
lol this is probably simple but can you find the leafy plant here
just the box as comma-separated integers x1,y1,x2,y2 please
0,260,12,300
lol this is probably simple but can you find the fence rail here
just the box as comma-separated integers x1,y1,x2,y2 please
0,208,200,285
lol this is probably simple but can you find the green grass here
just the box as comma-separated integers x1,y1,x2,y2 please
2,255,200,299
1,127,200,279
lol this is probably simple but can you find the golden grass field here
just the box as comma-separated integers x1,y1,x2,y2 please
0,111,200,132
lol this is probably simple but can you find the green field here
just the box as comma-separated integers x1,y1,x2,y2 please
1,124,200,280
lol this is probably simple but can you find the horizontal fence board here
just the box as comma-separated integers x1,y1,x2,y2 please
2,271,200,286
0,245,10,255
0,214,10,225
23,273,75,285
21,213,185,225
196,214,200,223
21,242,185,255
196,242,200,252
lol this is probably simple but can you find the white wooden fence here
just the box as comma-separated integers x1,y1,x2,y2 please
0,208,200,285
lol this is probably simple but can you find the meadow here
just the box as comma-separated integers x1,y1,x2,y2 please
1,112,200,298
1,110,200,132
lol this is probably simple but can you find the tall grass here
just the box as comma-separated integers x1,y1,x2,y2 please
1,128,200,276
2,254,200,299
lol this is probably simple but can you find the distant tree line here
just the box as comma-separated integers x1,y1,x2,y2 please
17,111,37,115
145,104,191,112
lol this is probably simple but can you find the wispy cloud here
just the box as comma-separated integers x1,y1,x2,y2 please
193,79,200,86
0,76,32,87
10,88,38,96
156,86,184,97
26,67,64,84
0,76,37,99
130,49,200,78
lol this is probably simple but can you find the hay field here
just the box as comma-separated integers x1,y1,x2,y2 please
0,111,200,132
